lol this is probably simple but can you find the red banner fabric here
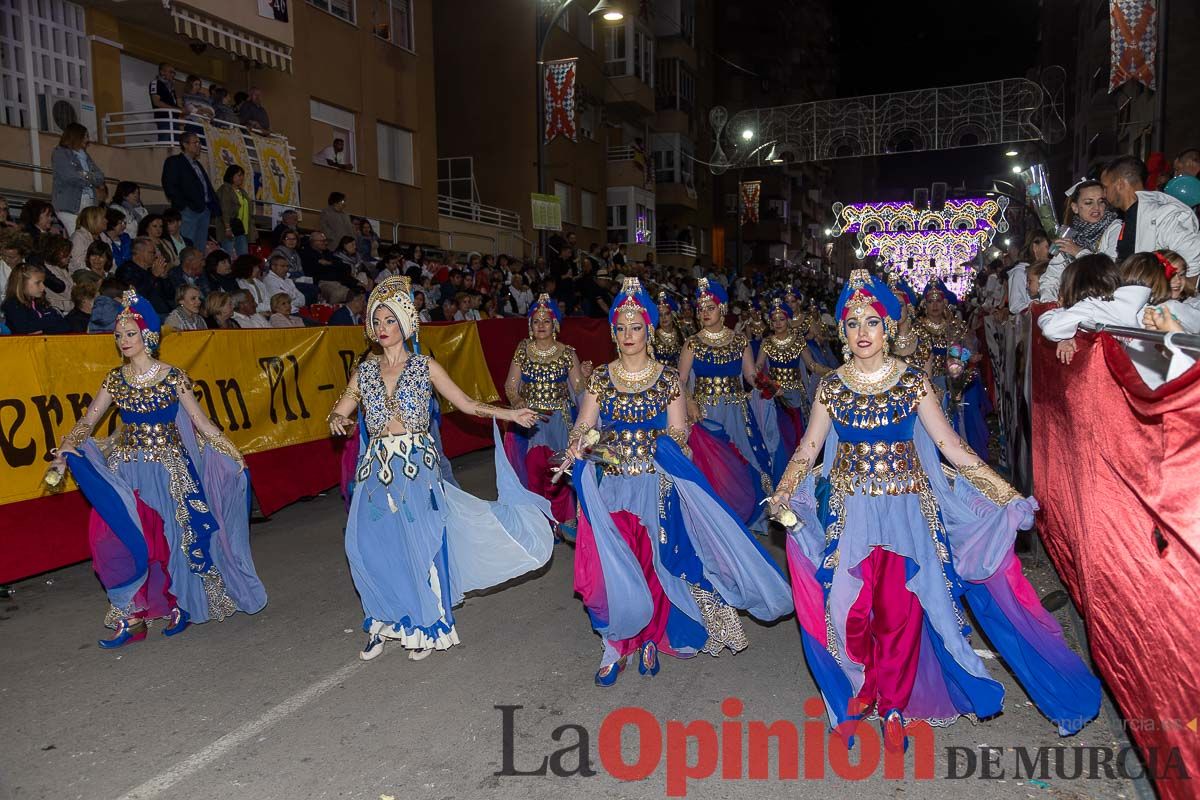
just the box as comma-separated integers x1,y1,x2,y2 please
1031,309,1200,799
1,318,616,584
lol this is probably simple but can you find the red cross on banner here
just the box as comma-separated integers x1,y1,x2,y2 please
1110,0,1157,92
543,58,578,144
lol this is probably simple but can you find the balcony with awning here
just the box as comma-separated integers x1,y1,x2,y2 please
81,0,294,73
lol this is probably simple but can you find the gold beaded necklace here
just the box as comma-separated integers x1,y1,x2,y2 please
123,361,164,388
840,356,901,394
611,359,658,391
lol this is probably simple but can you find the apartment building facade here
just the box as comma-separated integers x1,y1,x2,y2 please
712,0,838,275
1039,0,1199,189
433,0,717,267
0,0,440,245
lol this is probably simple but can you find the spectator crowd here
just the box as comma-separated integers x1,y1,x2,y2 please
966,151,1200,388
2,74,1195,396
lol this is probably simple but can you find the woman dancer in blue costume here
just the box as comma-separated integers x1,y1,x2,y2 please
502,293,589,536
908,278,991,460
566,278,793,686
53,290,266,648
754,297,830,483
769,270,1099,752
327,277,554,661
652,291,684,367
677,278,774,529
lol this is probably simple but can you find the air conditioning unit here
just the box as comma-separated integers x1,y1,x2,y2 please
37,94,98,137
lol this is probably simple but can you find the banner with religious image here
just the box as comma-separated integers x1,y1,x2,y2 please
251,133,299,206
201,120,253,189
543,58,578,144
1109,0,1156,91
739,180,761,225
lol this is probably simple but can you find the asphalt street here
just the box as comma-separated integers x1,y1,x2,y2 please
1,449,1138,800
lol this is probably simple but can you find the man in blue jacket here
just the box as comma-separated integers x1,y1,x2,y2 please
161,132,220,250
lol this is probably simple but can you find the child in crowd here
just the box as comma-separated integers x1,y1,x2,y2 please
1,263,69,334
65,280,97,332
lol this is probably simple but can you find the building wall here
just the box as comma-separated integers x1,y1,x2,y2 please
1055,0,1199,183
82,0,439,244
254,0,439,242
434,0,611,252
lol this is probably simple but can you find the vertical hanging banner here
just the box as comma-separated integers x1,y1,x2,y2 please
202,119,254,190
739,180,761,225
543,58,578,144
1109,0,1157,92
251,133,299,206
531,193,563,231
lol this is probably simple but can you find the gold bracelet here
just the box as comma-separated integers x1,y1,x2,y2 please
326,410,353,431
60,419,92,450
775,454,812,498
567,422,593,450
958,462,1020,506
665,426,692,458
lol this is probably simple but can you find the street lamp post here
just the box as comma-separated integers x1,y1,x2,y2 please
535,0,623,259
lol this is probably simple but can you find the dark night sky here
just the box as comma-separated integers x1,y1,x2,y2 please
831,0,1043,199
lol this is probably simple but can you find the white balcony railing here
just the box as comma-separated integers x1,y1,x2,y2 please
101,110,299,179
607,145,637,162
438,194,521,231
656,240,697,257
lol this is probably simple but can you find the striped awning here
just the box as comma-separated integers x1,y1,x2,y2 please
171,5,293,73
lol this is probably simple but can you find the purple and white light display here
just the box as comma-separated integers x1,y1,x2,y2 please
831,197,1010,297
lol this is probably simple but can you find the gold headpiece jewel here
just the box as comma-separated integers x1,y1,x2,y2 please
366,276,418,342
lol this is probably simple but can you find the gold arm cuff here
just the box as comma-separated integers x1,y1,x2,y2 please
958,462,1020,506
196,429,245,470
337,384,361,408
474,402,505,419
60,419,93,450
665,426,691,458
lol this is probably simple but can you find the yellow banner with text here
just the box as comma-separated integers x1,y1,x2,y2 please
0,324,499,506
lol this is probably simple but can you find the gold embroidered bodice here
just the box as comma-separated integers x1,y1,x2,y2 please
586,364,682,476
515,340,575,412
688,330,748,406
101,366,191,464
761,335,810,391
818,366,929,497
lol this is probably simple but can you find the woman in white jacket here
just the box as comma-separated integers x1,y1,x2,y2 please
1041,181,1122,302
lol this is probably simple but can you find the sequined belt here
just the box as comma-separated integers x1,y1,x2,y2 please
770,365,805,391
603,427,661,477
111,421,183,463
359,431,439,486
694,375,745,405
829,440,928,497
520,381,571,413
